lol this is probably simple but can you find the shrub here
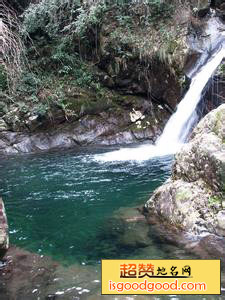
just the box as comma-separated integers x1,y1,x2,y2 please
22,0,106,39
22,0,80,37
0,66,8,91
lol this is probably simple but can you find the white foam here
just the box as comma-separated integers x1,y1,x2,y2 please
95,143,182,162
157,46,225,147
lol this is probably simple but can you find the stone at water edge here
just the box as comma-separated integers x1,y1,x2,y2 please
0,197,9,259
145,104,225,264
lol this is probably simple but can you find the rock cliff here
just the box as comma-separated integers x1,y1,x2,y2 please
145,104,225,265
2,1,225,154
0,98,168,154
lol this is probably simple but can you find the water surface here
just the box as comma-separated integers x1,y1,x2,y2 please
0,147,224,300
0,147,172,264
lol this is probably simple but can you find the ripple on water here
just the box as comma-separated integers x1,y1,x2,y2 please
0,148,173,263
1,148,224,299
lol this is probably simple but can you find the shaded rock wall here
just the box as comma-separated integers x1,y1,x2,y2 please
97,5,190,111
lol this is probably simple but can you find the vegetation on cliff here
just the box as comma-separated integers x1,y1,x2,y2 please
0,0,207,135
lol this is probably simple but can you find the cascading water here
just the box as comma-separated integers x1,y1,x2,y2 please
95,46,225,162
156,45,225,148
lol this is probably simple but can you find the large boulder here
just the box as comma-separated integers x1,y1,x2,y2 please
145,104,225,264
0,197,9,259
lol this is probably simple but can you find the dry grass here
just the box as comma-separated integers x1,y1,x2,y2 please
0,0,27,92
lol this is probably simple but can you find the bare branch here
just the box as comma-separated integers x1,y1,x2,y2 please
0,0,27,92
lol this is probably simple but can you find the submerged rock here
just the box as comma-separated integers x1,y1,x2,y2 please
0,246,156,300
0,246,58,300
111,207,153,249
0,198,9,259
92,206,153,259
145,104,225,266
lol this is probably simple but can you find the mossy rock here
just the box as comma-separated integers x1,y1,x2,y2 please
64,94,115,117
213,109,225,144
209,195,222,207
175,189,193,202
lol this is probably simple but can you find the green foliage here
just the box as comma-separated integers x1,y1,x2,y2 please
21,0,174,41
217,62,225,76
147,0,174,24
112,0,174,26
17,71,41,94
16,101,29,114
22,0,81,37
51,41,79,75
72,63,94,88
22,0,106,39
0,66,8,91
33,103,49,117
209,195,222,207
1,0,187,132
115,14,132,27
40,39,100,89
71,3,106,37
1,0,27,93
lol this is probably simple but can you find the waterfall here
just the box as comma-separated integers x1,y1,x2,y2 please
156,46,225,148
95,46,225,162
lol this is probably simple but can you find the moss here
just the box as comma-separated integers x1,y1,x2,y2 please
213,109,225,137
175,189,192,202
209,195,222,207
129,123,143,132
113,95,146,108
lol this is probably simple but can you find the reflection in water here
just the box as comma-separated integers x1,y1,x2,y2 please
0,148,224,299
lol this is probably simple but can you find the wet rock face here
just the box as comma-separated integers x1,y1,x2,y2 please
0,198,9,259
0,98,169,154
145,104,225,265
185,15,225,79
183,11,225,132
211,0,225,9
173,105,225,195
98,56,180,110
